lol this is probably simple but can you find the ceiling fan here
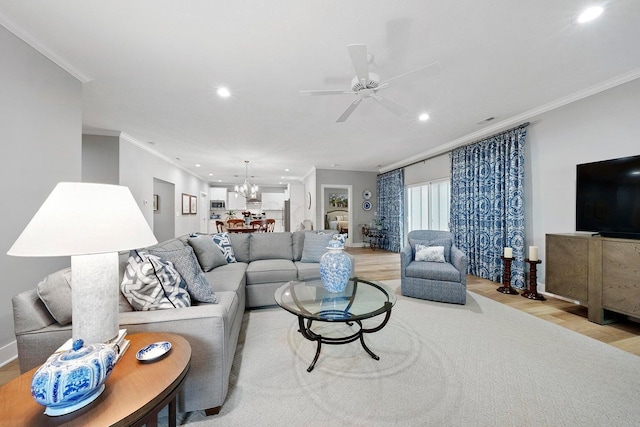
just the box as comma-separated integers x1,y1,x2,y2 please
301,44,440,122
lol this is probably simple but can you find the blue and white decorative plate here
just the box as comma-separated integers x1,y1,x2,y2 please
136,341,171,362
362,200,372,211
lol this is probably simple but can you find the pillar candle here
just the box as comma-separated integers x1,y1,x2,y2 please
503,247,513,258
529,246,538,261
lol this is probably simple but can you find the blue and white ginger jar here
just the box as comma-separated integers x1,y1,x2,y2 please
320,234,352,293
31,339,116,416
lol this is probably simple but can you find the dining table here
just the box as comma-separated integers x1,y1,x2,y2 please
226,227,258,233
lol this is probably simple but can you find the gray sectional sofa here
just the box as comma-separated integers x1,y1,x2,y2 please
12,230,346,415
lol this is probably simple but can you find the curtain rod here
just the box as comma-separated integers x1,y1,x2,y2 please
380,121,531,175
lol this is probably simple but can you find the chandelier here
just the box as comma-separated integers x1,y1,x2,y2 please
235,160,258,199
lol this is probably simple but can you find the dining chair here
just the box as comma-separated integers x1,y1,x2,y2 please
265,218,276,232
250,219,267,232
215,221,225,233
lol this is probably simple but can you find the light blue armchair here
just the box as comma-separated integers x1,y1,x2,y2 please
400,230,468,304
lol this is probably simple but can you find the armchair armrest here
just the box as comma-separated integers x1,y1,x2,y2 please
400,244,413,277
450,245,468,285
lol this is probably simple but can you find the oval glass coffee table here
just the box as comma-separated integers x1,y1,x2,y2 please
274,277,396,372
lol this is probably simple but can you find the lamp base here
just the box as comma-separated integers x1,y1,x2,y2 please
71,252,119,344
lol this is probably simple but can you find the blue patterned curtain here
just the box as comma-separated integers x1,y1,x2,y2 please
377,169,404,252
449,125,527,288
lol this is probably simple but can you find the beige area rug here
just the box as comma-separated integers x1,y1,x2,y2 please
166,280,640,426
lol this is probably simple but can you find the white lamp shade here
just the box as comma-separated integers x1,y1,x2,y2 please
8,182,158,256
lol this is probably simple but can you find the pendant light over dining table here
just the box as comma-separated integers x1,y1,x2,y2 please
235,160,258,199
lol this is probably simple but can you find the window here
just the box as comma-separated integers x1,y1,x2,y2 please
406,178,450,232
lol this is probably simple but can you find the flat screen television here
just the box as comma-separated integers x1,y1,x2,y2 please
576,154,640,239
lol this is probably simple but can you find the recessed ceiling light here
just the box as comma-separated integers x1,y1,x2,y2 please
217,87,231,98
577,6,603,23
284,168,290,172
209,173,213,176
195,164,201,167
419,113,430,121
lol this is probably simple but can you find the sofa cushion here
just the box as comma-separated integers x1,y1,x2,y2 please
187,235,228,272
295,261,322,281
245,259,297,285
300,232,334,262
415,244,446,263
250,232,293,261
36,268,73,325
148,246,218,304
120,250,192,311
405,260,461,282
410,238,452,263
212,232,237,263
229,233,250,262
203,262,248,293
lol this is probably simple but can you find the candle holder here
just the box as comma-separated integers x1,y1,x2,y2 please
497,256,518,295
521,259,545,301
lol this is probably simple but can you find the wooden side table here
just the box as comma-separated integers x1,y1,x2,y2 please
0,332,191,427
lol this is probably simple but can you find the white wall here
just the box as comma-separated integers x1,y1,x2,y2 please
119,136,208,239
82,134,119,184
526,77,640,289
0,26,82,360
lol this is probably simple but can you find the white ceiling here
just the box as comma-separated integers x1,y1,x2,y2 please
2,1,640,187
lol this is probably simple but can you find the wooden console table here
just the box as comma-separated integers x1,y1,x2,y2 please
0,332,191,427
546,233,640,324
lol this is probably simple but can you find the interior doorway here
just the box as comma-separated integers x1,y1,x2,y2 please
153,178,175,242
320,184,352,247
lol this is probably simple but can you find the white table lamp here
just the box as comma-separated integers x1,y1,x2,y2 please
8,182,157,344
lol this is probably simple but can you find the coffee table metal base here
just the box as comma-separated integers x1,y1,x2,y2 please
297,306,392,372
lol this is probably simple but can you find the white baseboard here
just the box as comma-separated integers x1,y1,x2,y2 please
0,340,18,368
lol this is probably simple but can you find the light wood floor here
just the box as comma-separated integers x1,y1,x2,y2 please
3,247,640,387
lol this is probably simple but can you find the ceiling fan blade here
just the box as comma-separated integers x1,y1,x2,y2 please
347,44,370,86
372,95,408,116
379,62,441,85
300,90,354,96
336,98,362,123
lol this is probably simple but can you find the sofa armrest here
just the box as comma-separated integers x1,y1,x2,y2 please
450,245,468,285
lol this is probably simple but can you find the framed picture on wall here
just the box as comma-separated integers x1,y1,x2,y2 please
153,194,159,211
190,195,198,214
182,193,191,215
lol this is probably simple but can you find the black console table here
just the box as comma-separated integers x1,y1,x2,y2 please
362,226,387,250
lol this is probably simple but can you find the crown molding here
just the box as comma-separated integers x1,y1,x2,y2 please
0,13,92,83
82,129,121,138
118,132,207,182
380,68,640,173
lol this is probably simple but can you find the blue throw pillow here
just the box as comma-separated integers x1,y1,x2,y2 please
301,232,334,263
212,232,236,263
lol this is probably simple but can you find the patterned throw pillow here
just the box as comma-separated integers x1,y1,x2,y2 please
120,250,191,311
148,246,218,303
212,232,236,263
415,244,446,263
410,238,452,263
301,232,334,263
